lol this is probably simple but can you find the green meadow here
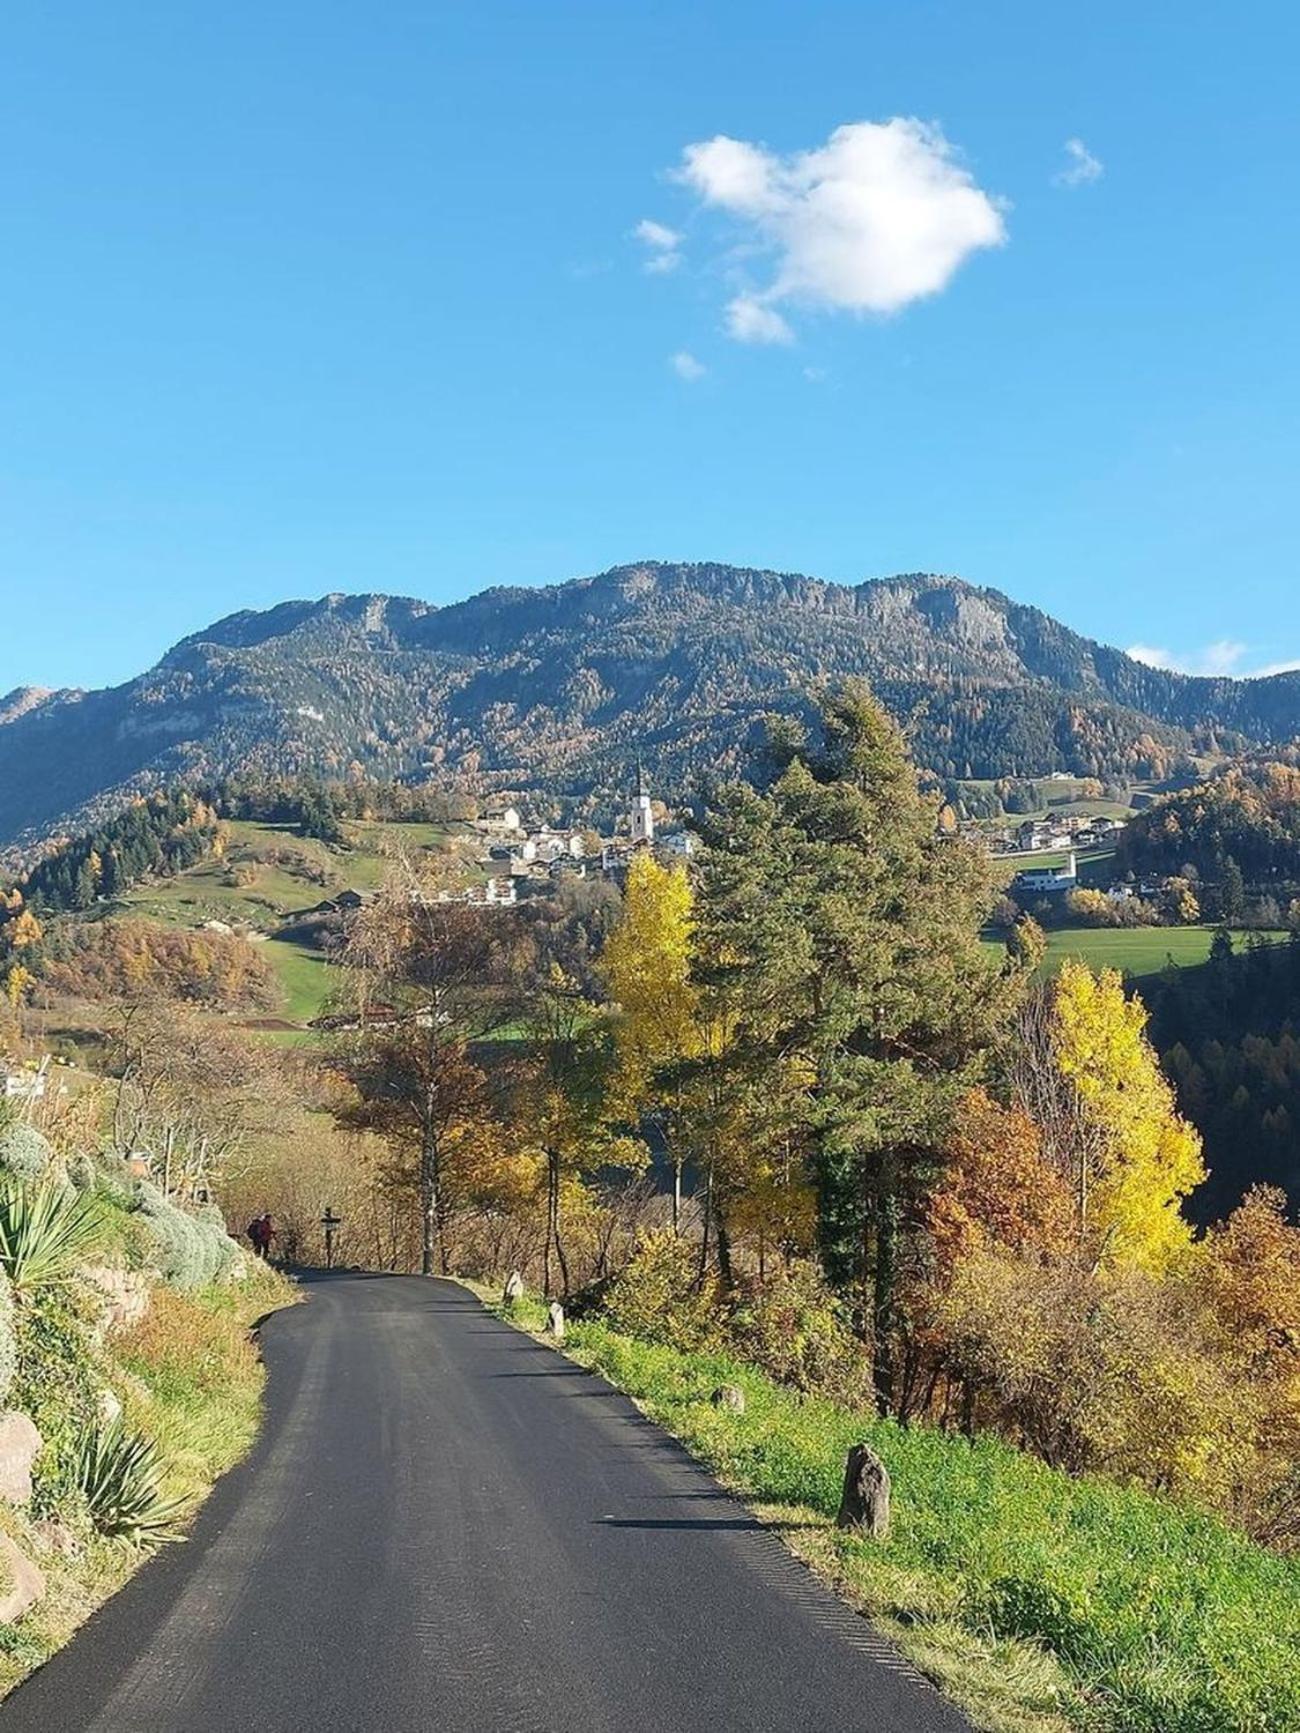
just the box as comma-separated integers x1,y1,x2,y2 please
1017,925,1287,980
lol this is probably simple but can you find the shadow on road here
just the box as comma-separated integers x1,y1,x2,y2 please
597,1517,763,1531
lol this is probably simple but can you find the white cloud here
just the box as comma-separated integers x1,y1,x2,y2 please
1128,640,1257,677
670,350,706,381
1127,644,1177,671
726,295,793,345
674,118,1006,342
634,218,683,273
1054,137,1103,188
1200,640,1249,676
1250,659,1300,679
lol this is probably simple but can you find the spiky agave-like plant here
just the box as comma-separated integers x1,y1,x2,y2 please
0,1177,107,1293
75,1418,187,1544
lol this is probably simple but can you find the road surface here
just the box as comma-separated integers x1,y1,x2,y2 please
1,1273,970,1732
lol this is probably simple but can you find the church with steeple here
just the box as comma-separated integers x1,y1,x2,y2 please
630,762,655,846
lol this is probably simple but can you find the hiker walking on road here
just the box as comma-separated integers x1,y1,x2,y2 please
247,1213,277,1259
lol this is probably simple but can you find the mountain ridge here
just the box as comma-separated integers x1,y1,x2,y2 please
3,561,1298,854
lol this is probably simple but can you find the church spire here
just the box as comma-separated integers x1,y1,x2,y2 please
630,761,654,845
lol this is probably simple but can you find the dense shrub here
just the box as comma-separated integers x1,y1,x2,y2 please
727,1260,867,1401
36,919,277,1010
601,1230,722,1351
11,1285,101,1516
0,1123,54,1183
131,1184,242,1290
196,1202,241,1280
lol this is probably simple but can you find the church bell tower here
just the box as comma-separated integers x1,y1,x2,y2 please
630,762,655,846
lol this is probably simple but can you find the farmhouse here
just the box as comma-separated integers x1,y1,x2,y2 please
1013,851,1079,896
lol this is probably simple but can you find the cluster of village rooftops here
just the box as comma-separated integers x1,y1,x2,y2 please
447,773,695,907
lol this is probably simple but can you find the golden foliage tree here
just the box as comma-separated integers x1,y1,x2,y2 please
1051,962,1205,1273
1012,963,1205,1275
600,853,699,1225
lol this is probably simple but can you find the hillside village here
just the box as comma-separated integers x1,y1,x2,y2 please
421,770,695,909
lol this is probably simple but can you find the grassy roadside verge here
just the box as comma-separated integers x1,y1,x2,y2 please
0,1263,296,1698
477,1287,1300,1733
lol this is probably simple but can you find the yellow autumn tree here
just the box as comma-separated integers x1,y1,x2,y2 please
600,853,700,1226
3,964,32,1008
1052,961,1205,1274
8,910,43,951
602,854,698,1092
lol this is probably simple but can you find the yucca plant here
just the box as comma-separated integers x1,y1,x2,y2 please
75,1418,187,1544
0,1177,107,1293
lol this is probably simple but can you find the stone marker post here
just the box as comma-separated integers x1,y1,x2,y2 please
835,1442,891,1538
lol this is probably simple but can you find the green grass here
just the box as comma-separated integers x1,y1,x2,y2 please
262,938,336,1023
1042,925,1285,978
982,925,1287,981
341,817,452,865
508,1313,1300,1733
120,818,449,929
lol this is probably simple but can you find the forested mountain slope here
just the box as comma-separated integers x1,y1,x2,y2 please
4,561,1300,850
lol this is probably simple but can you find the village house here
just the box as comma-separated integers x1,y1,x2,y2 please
430,875,517,908
1012,852,1079,896
657,831,695,859
481,805,522,833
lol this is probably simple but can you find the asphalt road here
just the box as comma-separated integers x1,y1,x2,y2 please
1,1273,971,1732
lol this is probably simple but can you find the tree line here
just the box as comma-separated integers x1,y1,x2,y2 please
1120,760,1300,897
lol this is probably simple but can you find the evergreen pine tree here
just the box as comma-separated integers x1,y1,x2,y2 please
693,682,1015,1411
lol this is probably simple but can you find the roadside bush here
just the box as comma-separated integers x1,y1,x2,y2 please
728,1259,867,1402
75,1418,185,1545
0,1124,54,1184
0,1179,107,1293
131,1184,241,1290
10,1285,101,1516
195,1203,241,1280
601,1229,722,1351
933,1246,1245,1496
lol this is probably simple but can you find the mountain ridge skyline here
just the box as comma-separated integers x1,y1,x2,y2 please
4,558,1299,858
10,558,1298,698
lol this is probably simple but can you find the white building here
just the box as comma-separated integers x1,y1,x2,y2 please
431,876,517,907
631,765,655,846
658,832,695,859
1013,851,1079,896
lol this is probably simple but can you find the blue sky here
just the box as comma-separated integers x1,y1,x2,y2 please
3,1,1298,693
